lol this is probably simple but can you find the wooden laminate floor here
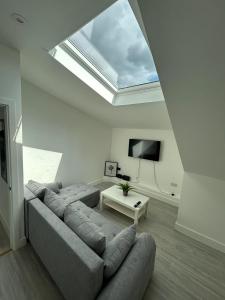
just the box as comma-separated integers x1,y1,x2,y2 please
0,220,10,256
0,182,225,300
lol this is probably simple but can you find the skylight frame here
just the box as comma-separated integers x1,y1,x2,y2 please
63,40,117,93
50,44,115,103
49,42,164,105
116,80,160,95
62,39,160,95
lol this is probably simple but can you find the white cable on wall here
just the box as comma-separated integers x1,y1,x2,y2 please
137,158,141,182
153,161,163,193
134,159,162,193
133,158,141,183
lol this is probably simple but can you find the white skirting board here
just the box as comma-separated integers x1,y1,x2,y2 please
175,222,225,254
102,176,180,207
87,178,103,186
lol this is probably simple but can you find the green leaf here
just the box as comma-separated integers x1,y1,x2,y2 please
117,182,134,192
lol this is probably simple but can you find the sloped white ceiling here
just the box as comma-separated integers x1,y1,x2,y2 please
0,0,117,50
21,48,171,129
139,0,225,179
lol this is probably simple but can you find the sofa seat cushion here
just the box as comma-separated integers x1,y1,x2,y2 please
102,225,136,279
67,201,122,243
59,184,100,208
64,203,106,255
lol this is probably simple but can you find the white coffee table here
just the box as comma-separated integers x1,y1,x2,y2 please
100,185,150,224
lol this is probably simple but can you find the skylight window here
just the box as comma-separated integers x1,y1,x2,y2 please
68,0,159,90
50,0,164,105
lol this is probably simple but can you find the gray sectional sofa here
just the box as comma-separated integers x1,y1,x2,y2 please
24,182,156,300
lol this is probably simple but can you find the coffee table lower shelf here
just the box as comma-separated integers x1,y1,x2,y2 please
100,196,149,225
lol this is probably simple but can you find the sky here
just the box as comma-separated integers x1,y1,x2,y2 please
70,0,159,89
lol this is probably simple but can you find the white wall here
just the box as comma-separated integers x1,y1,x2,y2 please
110,128,183,198
139,0,225,252
0,43,24,248
22,80,112,186
176,172,225,252
139,0,225,181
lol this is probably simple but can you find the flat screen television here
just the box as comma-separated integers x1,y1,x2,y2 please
128,139,161,161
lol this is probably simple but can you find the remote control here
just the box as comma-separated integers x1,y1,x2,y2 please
134,201,141,208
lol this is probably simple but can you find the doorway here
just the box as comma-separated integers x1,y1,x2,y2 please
0,104,11,255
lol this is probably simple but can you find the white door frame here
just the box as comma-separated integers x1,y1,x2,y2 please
0,97,25,250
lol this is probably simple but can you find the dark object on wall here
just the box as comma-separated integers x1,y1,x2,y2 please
116,174,131,181
0,119,7,183
122,175,130,181
128,139,161,161
116,173,123,179
104,161,118,177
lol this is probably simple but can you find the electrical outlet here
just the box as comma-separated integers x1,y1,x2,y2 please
170,182,178,187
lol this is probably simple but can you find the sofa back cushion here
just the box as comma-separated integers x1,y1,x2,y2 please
103,225,136,279
64,202,106,255
43,182,61,193
26,180,46,199
26,180,62,196
44,189,66,218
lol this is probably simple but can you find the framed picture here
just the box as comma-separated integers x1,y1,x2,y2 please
104,161,118,177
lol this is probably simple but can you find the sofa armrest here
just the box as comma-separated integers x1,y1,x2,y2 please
24,186,37,239
97,233,156,300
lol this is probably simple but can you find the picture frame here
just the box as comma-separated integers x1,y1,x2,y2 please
104,161,118,177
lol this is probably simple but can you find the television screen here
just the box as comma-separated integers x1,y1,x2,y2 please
128,139,160,161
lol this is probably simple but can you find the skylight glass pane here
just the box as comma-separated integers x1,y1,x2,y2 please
68,0,159,89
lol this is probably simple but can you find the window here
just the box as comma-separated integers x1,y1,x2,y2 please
68,0,159,90
50,0,163,105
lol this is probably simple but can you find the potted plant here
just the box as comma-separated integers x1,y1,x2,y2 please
118,182,134,196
